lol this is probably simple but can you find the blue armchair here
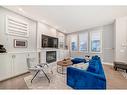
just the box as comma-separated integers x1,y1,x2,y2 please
67,56,106,89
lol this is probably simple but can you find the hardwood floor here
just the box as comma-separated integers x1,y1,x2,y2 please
0,64,127,89
0,73,29,89
103,64,127,89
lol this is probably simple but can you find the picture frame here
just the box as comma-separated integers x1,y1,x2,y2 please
14,39,28,48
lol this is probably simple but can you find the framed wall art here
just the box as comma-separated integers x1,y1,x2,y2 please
14,39,28,48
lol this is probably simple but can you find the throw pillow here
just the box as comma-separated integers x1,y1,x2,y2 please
72,62,89,70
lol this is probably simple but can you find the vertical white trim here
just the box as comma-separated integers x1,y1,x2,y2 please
102,62,113,66
70,33,78,51
90,30,103,53
79,32,89,52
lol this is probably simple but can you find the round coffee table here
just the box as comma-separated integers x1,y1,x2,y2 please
57,61,72,74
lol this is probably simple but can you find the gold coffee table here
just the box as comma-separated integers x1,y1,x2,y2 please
57,60,72,74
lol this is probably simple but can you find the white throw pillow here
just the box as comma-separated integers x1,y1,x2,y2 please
72,62,89,70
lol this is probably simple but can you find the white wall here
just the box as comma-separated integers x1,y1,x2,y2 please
37,22,69,64
102,24,114,62
0,7,69,81
115,17,127,63
67,24,115,63
0,7,37,52
37,22,66,50
37,22,57,50
0,7,38,81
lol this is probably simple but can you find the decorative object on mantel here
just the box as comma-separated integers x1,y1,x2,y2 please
14,39,27,48
0,44,6,53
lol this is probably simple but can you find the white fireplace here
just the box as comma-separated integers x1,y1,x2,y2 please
46,51,56,63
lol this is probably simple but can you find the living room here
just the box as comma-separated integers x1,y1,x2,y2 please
0,4,127,92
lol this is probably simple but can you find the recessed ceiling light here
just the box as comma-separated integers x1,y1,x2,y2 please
18,8,23,11
18,8,25,13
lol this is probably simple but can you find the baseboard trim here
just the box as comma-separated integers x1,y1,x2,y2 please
102,62,113,66
0,71,29,82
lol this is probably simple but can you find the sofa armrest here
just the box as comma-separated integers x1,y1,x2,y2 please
67,67,106,81
67,67,106,89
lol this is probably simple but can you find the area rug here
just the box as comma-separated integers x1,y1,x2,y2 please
118,69,127,79
24,68,72,89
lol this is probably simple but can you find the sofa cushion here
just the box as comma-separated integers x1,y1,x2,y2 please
92,55,100,60
95,63,99,74
67,55,106,89
87,65,96,72
87,61,99,74
89,60,97,66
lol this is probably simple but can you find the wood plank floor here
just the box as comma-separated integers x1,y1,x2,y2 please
103,64,127,89
0,64,127,89
0,73,29,89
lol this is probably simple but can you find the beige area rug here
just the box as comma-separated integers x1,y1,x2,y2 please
24,68,72,89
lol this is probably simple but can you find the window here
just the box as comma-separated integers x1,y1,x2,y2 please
70,34,78,51
90,31,102,53
79,32,88,51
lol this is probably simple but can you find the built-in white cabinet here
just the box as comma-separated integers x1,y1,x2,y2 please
57,32,65,49
0,54,12,81
11,53,28,76
0,52,38,81
57,50,70,61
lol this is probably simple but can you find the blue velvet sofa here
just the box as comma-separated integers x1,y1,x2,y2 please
71,58,86,64
67,55,106,89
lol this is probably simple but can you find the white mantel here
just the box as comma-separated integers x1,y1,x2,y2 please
40,48,70,63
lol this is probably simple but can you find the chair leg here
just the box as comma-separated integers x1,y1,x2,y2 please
41,69,50,83
114,66,117,71
31,70,40,83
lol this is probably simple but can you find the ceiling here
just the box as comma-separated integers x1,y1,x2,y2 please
3,6,127,33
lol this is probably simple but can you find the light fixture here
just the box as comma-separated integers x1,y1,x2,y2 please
18,8,25,13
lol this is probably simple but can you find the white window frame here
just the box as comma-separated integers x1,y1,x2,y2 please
79,32,89,52
90,30,102,53
70,33,78,51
